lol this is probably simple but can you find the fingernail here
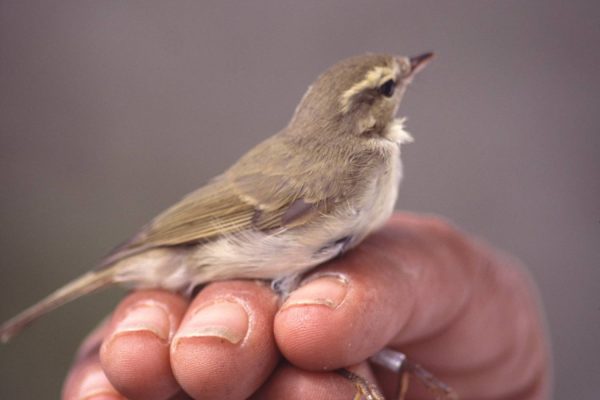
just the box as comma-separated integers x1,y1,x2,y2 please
177,301,248,344
77,368,125,400
113,302,171,341
281,273,349,310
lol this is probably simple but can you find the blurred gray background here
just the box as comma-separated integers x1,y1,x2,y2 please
1,1,598,398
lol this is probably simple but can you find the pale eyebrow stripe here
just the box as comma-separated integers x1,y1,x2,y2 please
339,63,398,113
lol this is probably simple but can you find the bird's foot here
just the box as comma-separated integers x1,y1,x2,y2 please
337,368,385,400
370,348,459,400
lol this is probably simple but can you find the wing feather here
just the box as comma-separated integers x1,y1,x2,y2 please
103,133,354,263
114,174,326,252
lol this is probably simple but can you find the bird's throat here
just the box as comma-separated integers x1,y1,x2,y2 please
383,117,413,144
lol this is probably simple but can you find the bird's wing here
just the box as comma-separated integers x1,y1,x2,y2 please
100,134,354,265
142,172,329,246
103,169,335,264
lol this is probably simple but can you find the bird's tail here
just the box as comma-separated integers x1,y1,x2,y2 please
0,268,115,343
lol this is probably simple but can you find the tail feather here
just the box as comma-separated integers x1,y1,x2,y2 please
0,268,114,343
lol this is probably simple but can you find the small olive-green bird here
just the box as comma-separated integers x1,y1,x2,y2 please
0,52,433,343
3,52,455,400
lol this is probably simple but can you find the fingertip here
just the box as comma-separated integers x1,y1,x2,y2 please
101,330,178,399
99,290,188,400
274,273,356,369
275,251,415,370
170,281,279,400
63,357,125,400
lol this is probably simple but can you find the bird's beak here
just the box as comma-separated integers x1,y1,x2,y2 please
409,52,434,75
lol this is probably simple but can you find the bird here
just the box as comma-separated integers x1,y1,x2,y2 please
1,52,453,399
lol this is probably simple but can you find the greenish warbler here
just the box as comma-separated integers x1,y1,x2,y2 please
1,52,453,399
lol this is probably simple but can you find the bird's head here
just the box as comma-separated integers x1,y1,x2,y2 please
290,52,433,142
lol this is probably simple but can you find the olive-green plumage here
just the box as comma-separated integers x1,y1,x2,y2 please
1,52,432,343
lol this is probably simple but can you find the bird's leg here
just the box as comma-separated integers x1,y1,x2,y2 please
271,273,304,299
336,368,385,400
369,348,459,400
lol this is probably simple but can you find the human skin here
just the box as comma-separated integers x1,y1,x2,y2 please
62,213,552,400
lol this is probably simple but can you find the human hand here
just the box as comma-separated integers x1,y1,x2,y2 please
62,213,551,399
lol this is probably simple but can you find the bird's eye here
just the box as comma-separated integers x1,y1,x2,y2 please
378,79,396,97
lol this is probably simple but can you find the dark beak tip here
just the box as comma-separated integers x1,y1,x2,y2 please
409,52,435,71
